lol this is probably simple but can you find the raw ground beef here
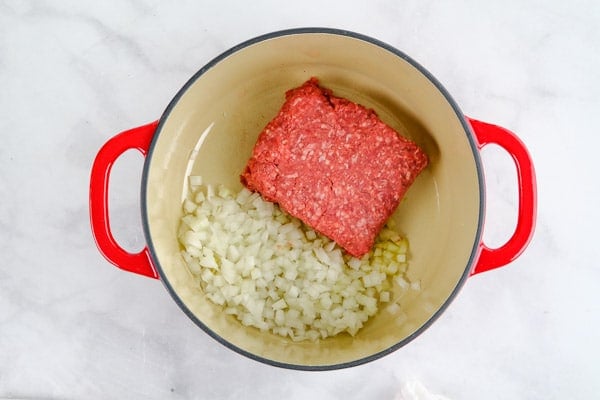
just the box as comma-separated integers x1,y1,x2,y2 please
241,78,428,257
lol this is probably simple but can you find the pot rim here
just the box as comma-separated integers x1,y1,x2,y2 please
140,27,485,370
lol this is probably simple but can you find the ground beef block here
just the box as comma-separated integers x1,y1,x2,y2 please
241,78,428,258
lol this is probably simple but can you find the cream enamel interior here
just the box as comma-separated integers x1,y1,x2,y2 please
144,31,481,368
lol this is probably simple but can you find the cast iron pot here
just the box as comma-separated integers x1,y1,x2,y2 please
90,28,536,370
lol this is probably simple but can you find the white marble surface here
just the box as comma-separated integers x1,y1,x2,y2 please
1,0,598,399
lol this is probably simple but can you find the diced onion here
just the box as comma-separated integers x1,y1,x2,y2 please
188,175,203,188
178,178,418,341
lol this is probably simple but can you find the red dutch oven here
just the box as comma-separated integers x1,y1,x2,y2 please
90,28,536,370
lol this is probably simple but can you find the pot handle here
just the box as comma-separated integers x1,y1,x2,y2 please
89,121,160,279
468,118,537,275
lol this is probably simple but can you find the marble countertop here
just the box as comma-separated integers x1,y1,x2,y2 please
1,1,598,399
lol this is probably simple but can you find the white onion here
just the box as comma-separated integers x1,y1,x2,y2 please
178,178,417,341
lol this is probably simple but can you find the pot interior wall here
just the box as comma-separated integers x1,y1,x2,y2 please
144,31,481,368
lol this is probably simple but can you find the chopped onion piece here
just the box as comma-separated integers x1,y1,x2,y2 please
189,175,203,188
178,181,414,341
380,291,390,302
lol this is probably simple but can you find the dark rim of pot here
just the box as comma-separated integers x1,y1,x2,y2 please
141,27,485,371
